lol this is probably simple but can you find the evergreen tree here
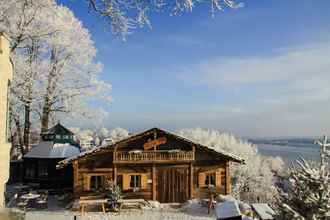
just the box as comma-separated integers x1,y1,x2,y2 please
276,136,330,220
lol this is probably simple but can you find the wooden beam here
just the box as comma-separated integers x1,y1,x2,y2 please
196,164,226,173
189,163,194,199
79,168,113,172
225,161,231,195
113,147,117,161
192,145,196,161
113,159,194,164
152,164,156,201
154,130,157,151
73,160,79,193
113,164,117,185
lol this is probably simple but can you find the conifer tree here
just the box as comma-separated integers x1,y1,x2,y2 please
276,136,330,220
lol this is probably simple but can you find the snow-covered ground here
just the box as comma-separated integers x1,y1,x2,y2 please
23,200,216,220
25,209,214,220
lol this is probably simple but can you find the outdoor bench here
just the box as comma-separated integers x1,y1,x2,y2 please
79,198,108,215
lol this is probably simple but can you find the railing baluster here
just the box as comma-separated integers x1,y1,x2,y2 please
115,150,194,162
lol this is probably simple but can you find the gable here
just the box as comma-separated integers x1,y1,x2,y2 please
58,128,244,168
115,128,193,152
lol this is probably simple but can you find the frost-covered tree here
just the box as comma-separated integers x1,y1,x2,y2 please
177,128,284,203
98,127,110,143
86,0,243,38
0,0,55,52
275,136,330,220
71,127,129,149
1,1,112,153
1,0,57,153
103,127,130,145
39,5,112,131
70,127,96,150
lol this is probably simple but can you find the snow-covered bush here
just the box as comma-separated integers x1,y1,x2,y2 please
177,128,284,204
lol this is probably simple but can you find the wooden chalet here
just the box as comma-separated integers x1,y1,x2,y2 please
58,128,243,203
23,123,81,188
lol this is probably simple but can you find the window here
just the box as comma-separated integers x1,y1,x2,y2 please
38,161,48,177
205,172,216,186
90,175,105,191
56,135,61,139
25,163,36,178
130,175,141,189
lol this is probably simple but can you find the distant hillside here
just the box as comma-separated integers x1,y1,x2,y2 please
249,137,316,148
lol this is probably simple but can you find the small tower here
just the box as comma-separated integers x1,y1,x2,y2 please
40,122,75,144
23,123,80,188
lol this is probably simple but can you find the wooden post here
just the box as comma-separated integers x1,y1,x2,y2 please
225,161,231,195
189,163,194,199
153,130,157,151
113,146,117,162
73,160,79,193
192,145,196,160
152,164,157,201
113,164,117,185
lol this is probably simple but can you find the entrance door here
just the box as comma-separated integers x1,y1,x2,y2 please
157,167,189,203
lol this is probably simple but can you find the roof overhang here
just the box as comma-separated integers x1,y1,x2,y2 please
57,127,245,168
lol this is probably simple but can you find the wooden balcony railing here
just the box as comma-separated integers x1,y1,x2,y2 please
114,150,194,163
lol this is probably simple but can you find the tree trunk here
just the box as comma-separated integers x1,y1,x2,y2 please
14,117,24,155
41,48,57,132
23,102,31,151
41,96,50,132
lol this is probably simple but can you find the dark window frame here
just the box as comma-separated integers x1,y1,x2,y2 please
90,175,105,191
38,161,48,177
205,172,216,187
129,175,141,189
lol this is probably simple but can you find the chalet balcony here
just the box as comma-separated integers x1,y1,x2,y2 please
114,150,195,164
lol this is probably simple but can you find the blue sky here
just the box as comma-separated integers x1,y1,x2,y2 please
59,0,330,137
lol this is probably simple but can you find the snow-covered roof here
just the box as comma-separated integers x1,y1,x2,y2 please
215,201,242,219
58,127,244,168
24,141,80,159
251,203,275,220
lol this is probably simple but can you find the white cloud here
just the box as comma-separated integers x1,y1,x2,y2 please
174,41,330,137
179,42,330,88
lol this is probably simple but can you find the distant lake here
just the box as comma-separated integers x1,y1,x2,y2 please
250,139,320,166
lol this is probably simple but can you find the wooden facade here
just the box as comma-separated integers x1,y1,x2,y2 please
59,128,243,203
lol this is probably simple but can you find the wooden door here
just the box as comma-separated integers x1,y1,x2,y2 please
157,167,189,203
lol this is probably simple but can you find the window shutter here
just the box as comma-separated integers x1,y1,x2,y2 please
198,173,205,187
123,174,130,190
83,175,90,191
141,174,148,189
216,171,221,187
